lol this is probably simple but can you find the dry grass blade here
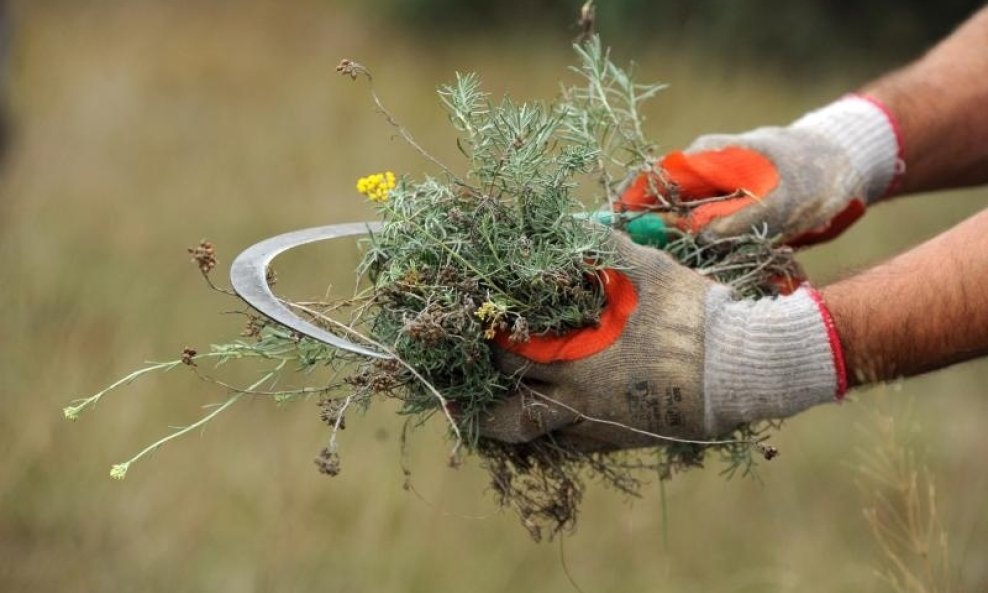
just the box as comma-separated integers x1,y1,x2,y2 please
855,395,955,593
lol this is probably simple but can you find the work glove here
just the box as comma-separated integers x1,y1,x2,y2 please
479,230,847,451
616,95,903,247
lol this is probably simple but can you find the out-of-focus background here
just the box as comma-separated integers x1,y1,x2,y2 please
1,1,986,591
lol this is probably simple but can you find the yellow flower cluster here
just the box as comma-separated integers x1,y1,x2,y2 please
475,300,506,340
474,301,500,322
356,171,396,203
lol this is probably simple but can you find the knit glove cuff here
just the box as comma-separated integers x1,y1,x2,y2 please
702,286,847,435
791,95,903,203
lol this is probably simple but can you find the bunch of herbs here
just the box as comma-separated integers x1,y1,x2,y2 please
67,36,800,540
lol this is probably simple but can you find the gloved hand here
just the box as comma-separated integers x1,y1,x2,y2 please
480,230,847,451
617,95,903,247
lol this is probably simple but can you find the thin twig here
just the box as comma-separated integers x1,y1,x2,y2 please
191,369,333,398
286,301,464,447
558,536,589,593
342,61,462,182
199,269,237,296
328,394,353,452
524,384,755,448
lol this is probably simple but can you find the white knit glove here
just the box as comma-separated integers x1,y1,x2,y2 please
480,231,847,451
618,95,903,247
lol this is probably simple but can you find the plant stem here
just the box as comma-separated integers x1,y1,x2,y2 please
65,360,185,420
525,384,755,448
110,365,283,479
287,301,464,448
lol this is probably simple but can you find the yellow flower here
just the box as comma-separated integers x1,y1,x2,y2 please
110,463,130,480
474,301,500,322
475,300,506,340
356,171,396,203
63,405,81,421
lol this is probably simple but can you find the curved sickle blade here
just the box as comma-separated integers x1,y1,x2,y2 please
229,222,389,359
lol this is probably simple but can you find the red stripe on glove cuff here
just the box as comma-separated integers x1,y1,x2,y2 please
805,286,849,399
852,93,906,200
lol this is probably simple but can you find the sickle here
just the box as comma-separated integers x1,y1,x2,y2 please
229,222,390,359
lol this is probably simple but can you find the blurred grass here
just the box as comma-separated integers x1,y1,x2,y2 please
0,1,985,591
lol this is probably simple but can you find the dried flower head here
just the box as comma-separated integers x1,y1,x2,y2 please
756,442,780,460
315,447,341,476
188,240,216,274
336,58,367,80
241,314,266,339
318,397,348,428
181,347,197,366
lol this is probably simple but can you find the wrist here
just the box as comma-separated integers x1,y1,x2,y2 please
702,286,847,435
791,95,903,203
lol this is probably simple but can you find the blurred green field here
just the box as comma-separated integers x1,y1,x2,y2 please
1,2,986,592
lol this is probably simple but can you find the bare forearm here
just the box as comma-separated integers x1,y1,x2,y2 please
822,209,988,386
862,6,988,195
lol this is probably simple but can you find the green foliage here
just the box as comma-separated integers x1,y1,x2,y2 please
361,175,611,441
64,322,349,479
68,35,798,538
559,38,664,174
349,36,798,535
361,51,643,439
